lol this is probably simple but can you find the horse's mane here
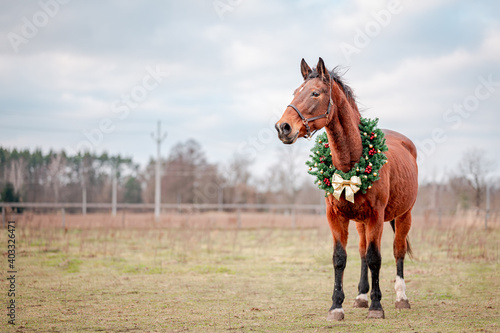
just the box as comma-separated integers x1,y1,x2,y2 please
306,66,356,105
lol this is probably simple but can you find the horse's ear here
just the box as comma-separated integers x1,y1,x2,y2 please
316,57,330,80
300,58,312,80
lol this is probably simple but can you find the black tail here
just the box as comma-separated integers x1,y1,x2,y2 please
390,219,413,260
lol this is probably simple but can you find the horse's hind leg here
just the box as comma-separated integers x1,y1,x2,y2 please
393,211,412,309
353,222,369,308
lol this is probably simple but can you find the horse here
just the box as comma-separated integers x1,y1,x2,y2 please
275,58,418,320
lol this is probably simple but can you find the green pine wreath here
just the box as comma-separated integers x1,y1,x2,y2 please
306,117,388,197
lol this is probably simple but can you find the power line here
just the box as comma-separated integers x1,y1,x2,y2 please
0,126,151,135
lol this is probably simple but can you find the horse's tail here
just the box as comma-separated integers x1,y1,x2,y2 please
390,219,413,260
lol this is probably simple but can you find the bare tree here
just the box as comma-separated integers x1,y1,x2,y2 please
141,158,157,204
262,146,304,204
223,153,253,204
46,151,69,203
162,139,211,204
458,148,495,209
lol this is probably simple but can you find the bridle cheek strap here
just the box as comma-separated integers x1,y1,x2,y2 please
287,85,333,140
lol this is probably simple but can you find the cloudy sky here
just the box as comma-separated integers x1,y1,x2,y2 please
1,0,499,183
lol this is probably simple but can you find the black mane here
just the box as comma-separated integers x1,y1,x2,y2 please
307,66,355,102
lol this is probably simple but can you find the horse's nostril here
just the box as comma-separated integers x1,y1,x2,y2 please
281,123,291,135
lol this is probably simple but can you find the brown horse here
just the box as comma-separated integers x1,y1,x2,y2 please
275,58,418,320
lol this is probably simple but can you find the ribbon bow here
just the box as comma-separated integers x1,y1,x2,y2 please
332,173,362,203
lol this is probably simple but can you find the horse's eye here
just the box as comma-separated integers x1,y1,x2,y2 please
312,91,320,97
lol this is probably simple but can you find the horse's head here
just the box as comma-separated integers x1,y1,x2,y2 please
275,57,333,144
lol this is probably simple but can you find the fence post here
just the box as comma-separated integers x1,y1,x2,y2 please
62,208,65,228
82,187,87,215
111,174,117,217
485,184,490,230
438,207,442,227
237,209,241,229
218,186,223,212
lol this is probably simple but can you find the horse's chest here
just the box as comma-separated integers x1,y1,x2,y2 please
331,198,372,222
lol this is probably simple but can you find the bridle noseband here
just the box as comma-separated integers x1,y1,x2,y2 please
287,78,334,140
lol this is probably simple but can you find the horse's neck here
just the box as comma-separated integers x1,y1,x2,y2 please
325,88,362,173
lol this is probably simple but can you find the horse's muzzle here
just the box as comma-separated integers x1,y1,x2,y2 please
275,122,298,144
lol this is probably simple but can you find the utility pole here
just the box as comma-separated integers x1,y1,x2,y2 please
80,158,87,215
151,121,167,222
82,187,87,215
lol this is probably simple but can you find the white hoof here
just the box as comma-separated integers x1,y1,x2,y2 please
395,299,411,309
353,294,369,308
327,308,344,321
367,309,385,319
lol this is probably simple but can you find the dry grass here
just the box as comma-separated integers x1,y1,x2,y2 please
10,211,326,229
1,212,499,332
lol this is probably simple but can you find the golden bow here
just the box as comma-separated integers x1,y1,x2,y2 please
332,174,362,203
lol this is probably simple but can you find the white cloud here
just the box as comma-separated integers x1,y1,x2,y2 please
226,41,267,72
0,0,499,182
478,28,500,62
354,28,500,124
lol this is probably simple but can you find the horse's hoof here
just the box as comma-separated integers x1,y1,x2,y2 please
395,299,411,309
367,309,385,319
353,298,369,308
327,308,344,321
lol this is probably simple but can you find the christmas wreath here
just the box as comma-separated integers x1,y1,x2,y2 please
306,117,388,202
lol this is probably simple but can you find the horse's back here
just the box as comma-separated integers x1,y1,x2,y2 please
382,129,417,160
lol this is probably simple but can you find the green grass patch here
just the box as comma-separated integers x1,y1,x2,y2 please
1,223,499,332
192,264,235,274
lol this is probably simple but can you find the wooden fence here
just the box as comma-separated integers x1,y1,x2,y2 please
0,202,327,228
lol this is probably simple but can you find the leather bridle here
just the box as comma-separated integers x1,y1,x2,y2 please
287,78,334,140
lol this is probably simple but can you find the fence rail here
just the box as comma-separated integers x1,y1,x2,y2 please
1,202,497,229
0,202,327,228
0,202,325,211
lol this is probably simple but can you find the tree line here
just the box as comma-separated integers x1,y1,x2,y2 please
0,139,320,207
0,143,497,214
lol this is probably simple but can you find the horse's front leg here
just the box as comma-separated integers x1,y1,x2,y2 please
326,208,350,321
353,222,369,308
366,215,385,319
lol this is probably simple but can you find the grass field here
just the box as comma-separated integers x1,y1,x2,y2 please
1,213,499,332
